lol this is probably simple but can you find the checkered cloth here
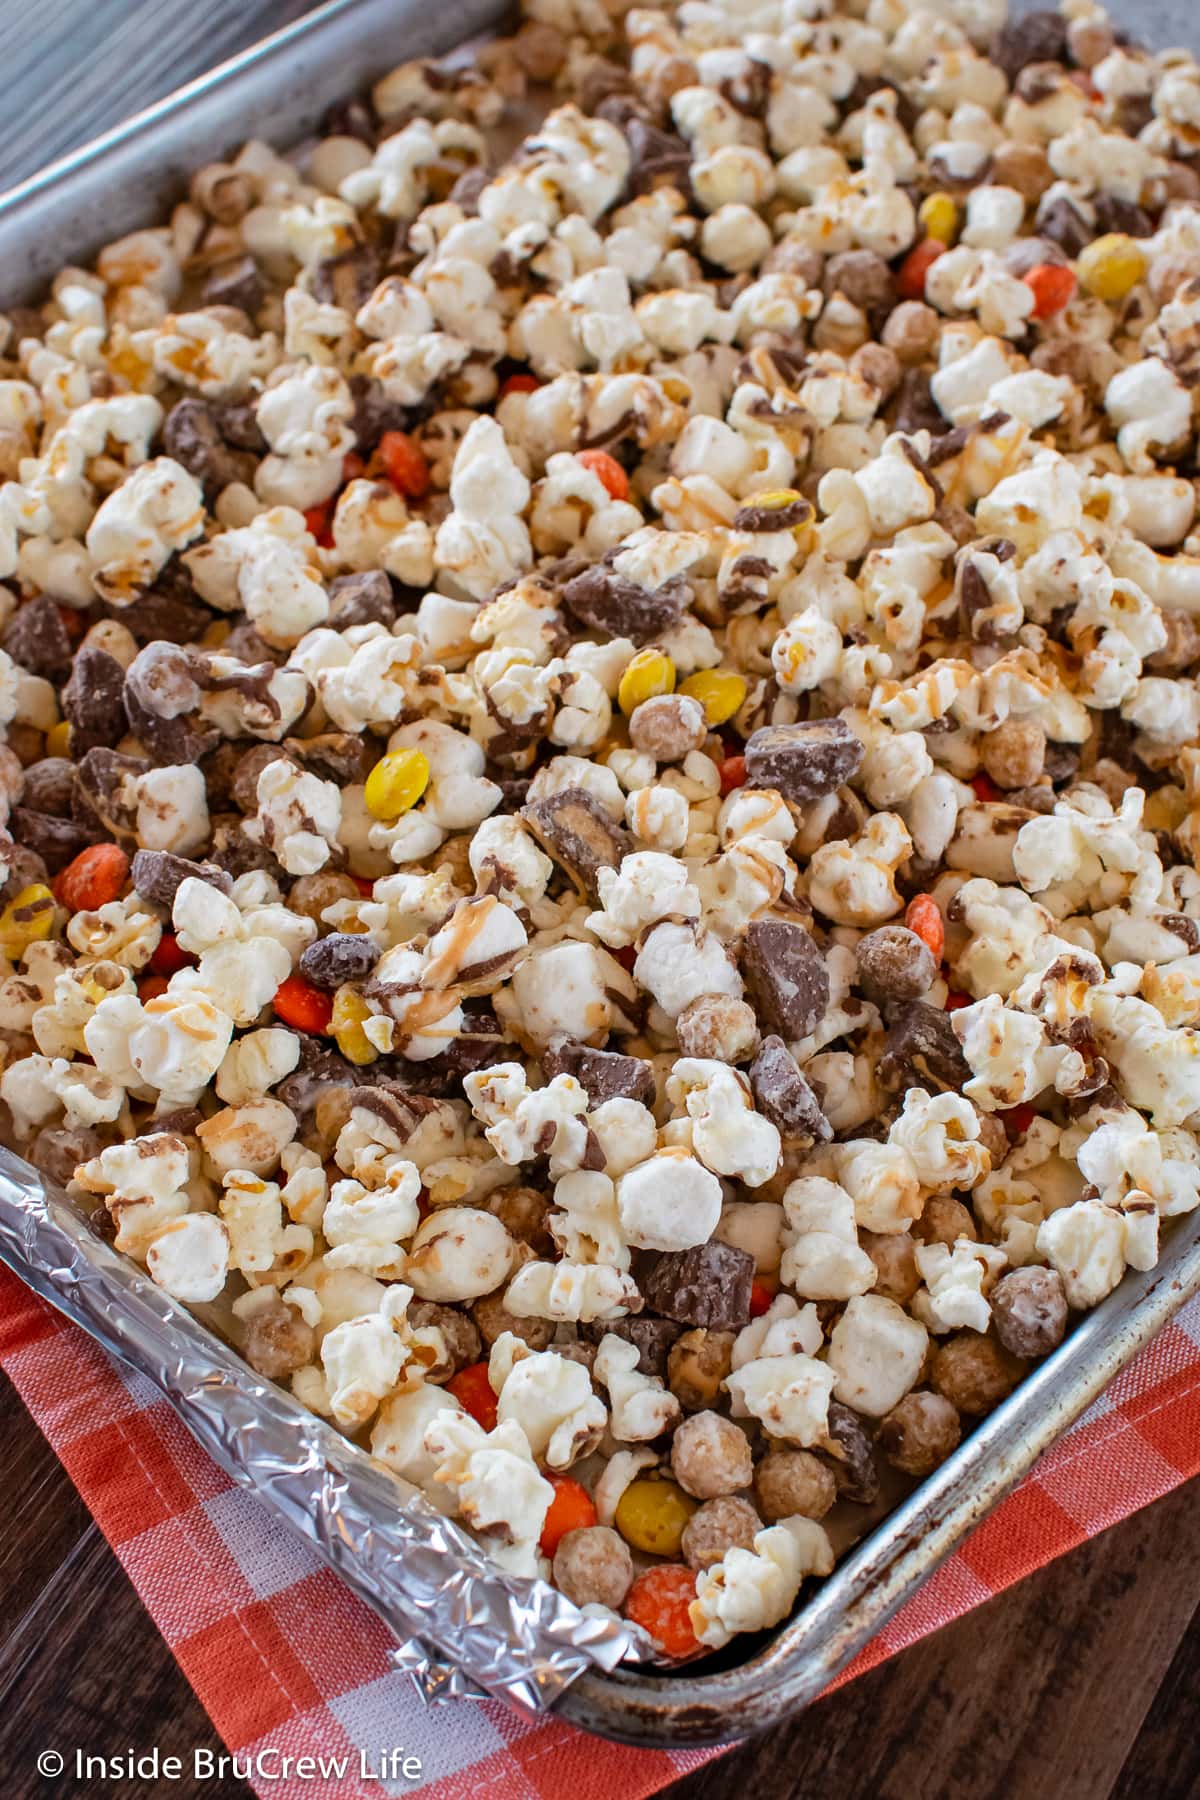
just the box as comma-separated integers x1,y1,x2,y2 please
3,1262,1198,1800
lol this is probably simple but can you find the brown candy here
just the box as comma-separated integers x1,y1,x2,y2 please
560,561,688,643
298,932,381,990
327,570,397,630
854,925,937,1003
991,10,1067,83
521,786,630,899
131,850,234,911
9,807,99,873
580,1314,682,1377
681,1496,761,1571
990,1266,1069,1359
745,719,864,803
740,918,829,1040
3,595,73,683
819,1400,880,1505
163,398,258,497
62,647,128,756
542,1039,656,1106
201,254,264,313
748,1035,831,1141
640,1241,755,1330
878,1001,971,1093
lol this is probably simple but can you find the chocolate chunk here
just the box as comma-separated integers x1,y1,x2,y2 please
276,1037,363,1123
287,732,371,788
201,254,263,313
542,1039,656,1106
819,1401,880,1505
521,787,630,899
448,165,490,212
854,926,937,1003
213,400,266,455
162,398,257,498
991,9,1067,82
299,932,381,990
748,1035,832,1142
1037,196,1092,257
745,719,864,803
327,569,397,629
640,1242,755,1331
1093,193,1154,238
311,245,383,314
623,118,693,196
322,93,376,144
31,1123,111,1188
21,757,76,815
732,496,812,532
208,818,279,881
740,918,830,1039
580,1314,683,1377
3,595,73,682
878,1000,970,1093
10,807,99,873
62,646,127,755
561,561,688,644
130,850,234,910
73,748,148,839
347,374,413,458
894,367,944,436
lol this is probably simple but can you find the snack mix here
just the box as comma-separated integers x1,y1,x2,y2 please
3,0,1200,1662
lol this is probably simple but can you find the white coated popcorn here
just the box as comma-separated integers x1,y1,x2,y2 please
725,1350,836,1446
245,758,342,876
1036,1197,1160,1309
134,765,210,858
405,1205,513,1302
633,921,743,1020
826,1294,928,1417
503,1259,641,1321
490,1335,607,1467
86,457,205,604
186,507,328,648
145,1213,232,1305
85,988,234,1104
587,852,700,949
913,1238,1007,1334
665,1058,781,1188
780,1176,878,1300
423,1411,554,1577
617,1149,724,1252
594,1333,681,1443
889,1089,991,1193
690,1518,835,1650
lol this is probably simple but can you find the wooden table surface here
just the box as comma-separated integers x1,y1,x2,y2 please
1,4,1198,1797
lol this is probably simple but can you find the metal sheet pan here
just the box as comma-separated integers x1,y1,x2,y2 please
1,0,1199,1748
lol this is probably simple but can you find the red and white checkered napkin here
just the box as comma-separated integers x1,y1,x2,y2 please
3,1259,1199,1800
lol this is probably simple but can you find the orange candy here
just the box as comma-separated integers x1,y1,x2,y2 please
905,894,945,962
539,1475,598,1556
1023,263,1077,319
1000,1102,1036,1138
304,501,334,548
971,772,1001,803
498,372,540,398
377,430,430,500
625,1565,702,1659
577,449,630,503
148,931,195,977
718,754,747,795
272,974,334,1035
447,1362,498,1432
54,843,129,914
749,1278,775,1318
896,238,945,300
944,989,971,1011
137,974,170,1002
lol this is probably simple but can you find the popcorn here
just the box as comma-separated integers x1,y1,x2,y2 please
690,1518,835,1650
146,1213,231,1305
779,1176,878,1300
405,1205,514,1302
665,1058,781,1188
73,1133,191,1258
423,1410,554,1577
503,1259,641,1321
633,921,743,1020
86,458,205,604
490,1334,607,1467
1036,1197,1160,1310
85,988,234,1104
808,813,912,927
320,1286,443,1430
617,1149,724,1252
587,851,700,949
725,1349,836,1446
186,507,328,648
245,758,342,876
465,1062,591,1174
133,765,210,858
826,1294,928,1416
594,1333,681,1442
913,1237,1007,1334
889,1089,991,1193
434,415,531,600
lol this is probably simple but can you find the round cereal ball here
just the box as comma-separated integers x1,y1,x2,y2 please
913,1195,978,1247
681,1495,762,1570
671,1410,753,1499
981,719,1045,790
823,248,894,313
881,300,939,364
878,1390,961,1477
850,342,901,402
471,1291,555,1350
628,693,708,762
990,1266,1069,1359
753,1449,837,1523
485,1184,554,1254
287,870,361,924
242,1300,316,1380
553,1526,634,1609
855,925,937,1002
931,1333,1026,1416
668,1329,735,1412
989,142,1052,201
676,993,760,1062
860,1230,920,1305
407,1300,482,1372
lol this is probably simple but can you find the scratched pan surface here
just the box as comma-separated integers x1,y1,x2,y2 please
1,0,1200,1749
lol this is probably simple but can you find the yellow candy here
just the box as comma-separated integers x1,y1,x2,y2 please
0,884,56,959
680,668,748,727
746,488,804,510
331,986,378,1065
614,1477,698,1557
618,648,675,716
1077,233,1146,302
364,747,430,821
919,192,957,244
45,720,71,758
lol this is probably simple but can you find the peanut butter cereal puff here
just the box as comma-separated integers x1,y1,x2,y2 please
5,0,1200,1644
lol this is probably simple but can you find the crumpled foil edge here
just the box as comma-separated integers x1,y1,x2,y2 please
0,1144,635,1711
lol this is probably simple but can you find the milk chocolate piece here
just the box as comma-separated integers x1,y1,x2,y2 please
749,1035,832,1142
62,647,129,755
580,1314,683,1376
561,562,688,643
131,850,234,910
640,1241,755,1330
878,1001,970,1093
745,718,865,803
819,1401,880,1505
521,786,630,898
740,919,829,1040
299,932,381,990
542,1039,656,1106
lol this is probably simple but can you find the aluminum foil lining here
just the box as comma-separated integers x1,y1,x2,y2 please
0,1146,635,1711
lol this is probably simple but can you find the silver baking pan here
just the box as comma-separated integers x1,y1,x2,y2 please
2,0,1200,1749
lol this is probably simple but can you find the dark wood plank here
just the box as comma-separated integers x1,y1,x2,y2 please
661,1479,1200,1800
